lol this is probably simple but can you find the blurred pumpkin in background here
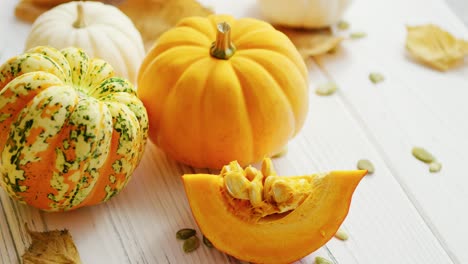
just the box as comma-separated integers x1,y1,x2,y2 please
257,0,352,28
25,1,145,84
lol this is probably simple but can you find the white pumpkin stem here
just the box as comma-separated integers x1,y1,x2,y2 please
73,2,86,28
210,22,236,60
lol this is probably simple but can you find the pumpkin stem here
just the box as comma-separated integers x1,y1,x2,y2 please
73,2,86,28
210,22,236,60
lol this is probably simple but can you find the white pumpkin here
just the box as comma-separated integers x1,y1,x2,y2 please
257,0,352,28
25,1,145,84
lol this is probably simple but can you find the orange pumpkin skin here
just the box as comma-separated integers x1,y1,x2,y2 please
182,169,366,264
138,15,309,169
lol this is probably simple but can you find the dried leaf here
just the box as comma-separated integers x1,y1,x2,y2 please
276,26,344,59
14,0,57,23
118,0,213,50
23,225,82,264
406,24,468,71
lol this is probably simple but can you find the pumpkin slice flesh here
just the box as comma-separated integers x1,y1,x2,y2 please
182,170,366,264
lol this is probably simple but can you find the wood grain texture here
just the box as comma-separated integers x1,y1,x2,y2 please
313,0,468,262
0,0,467,263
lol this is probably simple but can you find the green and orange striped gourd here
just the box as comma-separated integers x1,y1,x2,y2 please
0,46,148,211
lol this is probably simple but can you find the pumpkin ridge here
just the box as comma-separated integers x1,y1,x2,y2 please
159,58,214,166
235,54,297,137
177,16,217,41
237,50,309,134
49,92,104,210
196,61,218,166
230,65,256,163
26,47,73,85
1,86,79,208
99,30,131,80
233,31,307,81
231,28,273,48
96,23,145,55
176,26,213,44
138,46,206,90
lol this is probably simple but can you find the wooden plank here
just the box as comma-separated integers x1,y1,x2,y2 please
0,0,463,263
314,0,468,262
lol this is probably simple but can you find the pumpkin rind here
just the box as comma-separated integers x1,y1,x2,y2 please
25,1,145,84
138,15,309,169
182,169,366,264
0,46,148,211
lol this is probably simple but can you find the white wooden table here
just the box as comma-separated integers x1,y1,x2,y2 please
1,0,468,263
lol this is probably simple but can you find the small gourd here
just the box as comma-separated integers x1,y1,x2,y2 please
257,0,352,28
25,1,145,84
183,158,367,263
0,46,148,211
138,15,309,169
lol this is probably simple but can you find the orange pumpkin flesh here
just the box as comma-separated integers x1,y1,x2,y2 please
182,170,366,264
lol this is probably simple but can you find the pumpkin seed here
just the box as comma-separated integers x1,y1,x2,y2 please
337,20,350,30
315,256,333,264
350,32,367,39
315,82,338,96
357,159,375,174
183,236,200,253
334,228,349,241
412,147,435,163
176,228,196,240
369,73,385,84
429,161,442,173
224,171,251,200
203,235,214,248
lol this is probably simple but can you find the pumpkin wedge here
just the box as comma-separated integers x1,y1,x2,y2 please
182,158,366,264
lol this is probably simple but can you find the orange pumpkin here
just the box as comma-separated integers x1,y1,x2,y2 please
138,15,309,169
183,158,366,263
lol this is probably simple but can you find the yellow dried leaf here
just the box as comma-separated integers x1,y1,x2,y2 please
118,0,213,50
22,226,82,264
276,26,344,59
406,24,468,71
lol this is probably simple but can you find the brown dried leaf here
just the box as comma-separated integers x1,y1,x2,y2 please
22,225,82,264
276,26,344,59
406,24,468,71
118,0,213,50
14,0,59,23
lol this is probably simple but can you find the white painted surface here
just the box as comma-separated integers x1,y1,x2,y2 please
1,0,468,263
